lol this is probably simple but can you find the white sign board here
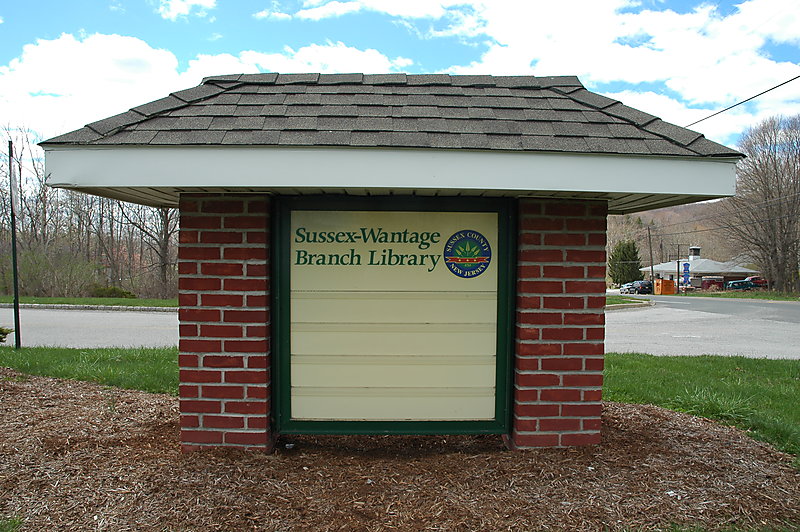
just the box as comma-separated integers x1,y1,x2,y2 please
289,210,499,421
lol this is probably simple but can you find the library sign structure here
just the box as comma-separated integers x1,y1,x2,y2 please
42,73,741,451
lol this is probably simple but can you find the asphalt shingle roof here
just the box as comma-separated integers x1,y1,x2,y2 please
42,73,740,158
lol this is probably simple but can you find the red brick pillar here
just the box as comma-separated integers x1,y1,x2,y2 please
511,199,607,448
177,194,271,452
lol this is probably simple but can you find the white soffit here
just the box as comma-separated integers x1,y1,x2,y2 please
44,146,737,213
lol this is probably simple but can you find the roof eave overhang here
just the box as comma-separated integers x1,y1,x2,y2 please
43,145,739,215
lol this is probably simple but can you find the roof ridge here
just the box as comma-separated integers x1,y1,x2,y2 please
549,85,738,158
199,72,585,90
81,79,239,139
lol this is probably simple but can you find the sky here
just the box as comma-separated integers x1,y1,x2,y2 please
0,0,798,148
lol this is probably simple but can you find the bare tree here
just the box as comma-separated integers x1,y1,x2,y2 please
1,125,180,299
117,202,179,299
1,126,103,296
718,115,800,292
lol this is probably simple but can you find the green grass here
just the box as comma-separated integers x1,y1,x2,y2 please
605,353,800,462
0,517,22,532
606,295,645,306
678,291,800,302
0,296,178,307
0,346,178,395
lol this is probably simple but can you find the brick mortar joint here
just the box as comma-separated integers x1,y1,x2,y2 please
515,399,601,404
182,337,269,341
518,244,607,250
180,244,268,248
515,417,601,421
518,227,607,231
515,369,604,373
515,308,604,312
517,262,606,267
518,277,607,281
178,281,270,285
182,295,270,299
184,305,270,310
514,403,603,407
178,259,270,265
518,215,606,221
513,431,600,437
515,295,607,298
513,324,605,328
182,427,270,432
180,320,271,326
178,283,270,287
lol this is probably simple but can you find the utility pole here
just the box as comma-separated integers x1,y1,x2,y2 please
8,140,21,349
647,226,655,282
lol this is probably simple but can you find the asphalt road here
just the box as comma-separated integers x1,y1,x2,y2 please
2,296,799,358
0,307,178,349
634,294,800,323
607,294,800,359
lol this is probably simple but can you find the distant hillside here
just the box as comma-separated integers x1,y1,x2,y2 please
608,200,741,266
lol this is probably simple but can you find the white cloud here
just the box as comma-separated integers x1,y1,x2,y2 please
178,53,261,83
239,42,412,73
0,33,185,138
408,0,800,145
725,0,800,45
296,1,362,20
254,1,292,20
0,16,4,24
4,0,797,149
178,42,411,83
158,0,216,21
253,9,292,20
209,32,223,41
295,0,469,19
0,34,412,140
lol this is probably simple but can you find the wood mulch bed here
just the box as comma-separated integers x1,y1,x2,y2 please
1,367,798,531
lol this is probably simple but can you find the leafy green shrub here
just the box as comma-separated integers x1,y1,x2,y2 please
0,328,12,343
88,285,137,299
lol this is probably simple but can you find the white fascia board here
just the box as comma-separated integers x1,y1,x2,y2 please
44,146,737,197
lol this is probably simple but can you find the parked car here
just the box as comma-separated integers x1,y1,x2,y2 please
701,276,724,291
726,279,753,291
619,282,635,294
631,280,653,294
745,276,768,288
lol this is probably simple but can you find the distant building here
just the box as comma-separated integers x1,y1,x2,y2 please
642,247,757,286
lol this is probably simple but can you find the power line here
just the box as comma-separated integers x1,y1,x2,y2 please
657,210,799,238
651,190,800,230
685,74,800,128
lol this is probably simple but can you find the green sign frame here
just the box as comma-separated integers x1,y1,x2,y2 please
273,195,516,435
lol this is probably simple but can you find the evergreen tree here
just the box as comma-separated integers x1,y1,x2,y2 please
608,240,644,285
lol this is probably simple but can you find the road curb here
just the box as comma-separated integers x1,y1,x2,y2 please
606,300,654,311
0,304,177,313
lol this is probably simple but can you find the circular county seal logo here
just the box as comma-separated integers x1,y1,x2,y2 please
443,230,492,278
